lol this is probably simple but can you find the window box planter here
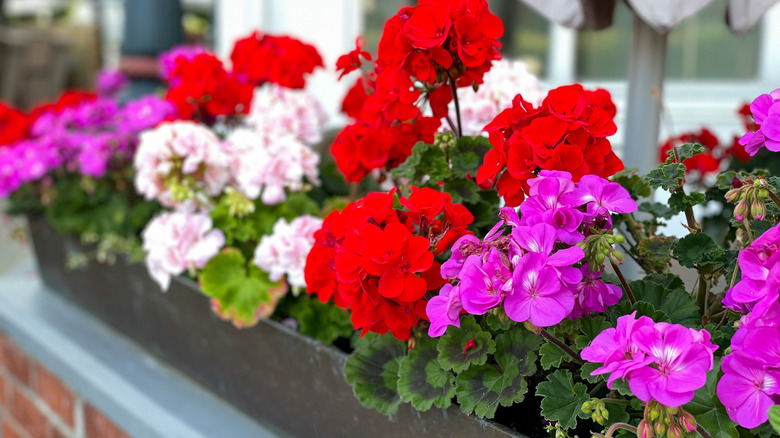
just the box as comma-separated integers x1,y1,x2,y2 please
27,217,524,438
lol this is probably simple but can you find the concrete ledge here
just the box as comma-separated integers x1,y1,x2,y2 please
0,261,280,438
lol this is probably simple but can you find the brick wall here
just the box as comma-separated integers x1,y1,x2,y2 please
0,333,129,438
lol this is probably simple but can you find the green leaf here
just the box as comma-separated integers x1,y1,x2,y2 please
670,143,706,163
200,249,278,326
638,201,676,219
629,278,700,327
536,370,589,430
454,328,538,419
450,136,491,178
466,190,501,233
485,312,515,332
397,336,455,411
344,333,406,416
443,177,480,204
437,317,495,373
669,191,706,212
684,358,739,438
613,169,652,199
283,295,354,345
643,273,685,291
673,233,725,274
768,406,780,434
574,316,612,350
637,236,676,271
579,362,601,384
391,142,449,183
644,163,685,191
540,342,569,370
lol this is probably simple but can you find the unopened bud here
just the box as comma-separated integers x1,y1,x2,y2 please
724,187,741,202
680,411,697,432
596,252,605,264
612,250,625,263
654,421,666,436
751,199,766,221
735,201,748,222
649,406,661,422
613,234,626,244
523,320,541,334
667,423,683,438
637,420,654,438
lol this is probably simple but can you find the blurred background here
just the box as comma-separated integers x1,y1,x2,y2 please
0,0,777,270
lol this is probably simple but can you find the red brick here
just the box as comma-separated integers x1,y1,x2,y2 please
84,404,129,438
33,365,74,428
7,387,47,438
2,340,30,386
2,417,25,438
0,372,6,407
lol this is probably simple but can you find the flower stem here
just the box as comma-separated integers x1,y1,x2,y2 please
697,425,713,438
767,189,780,210
672,146,700,233
540,329,583,365
447,73,462,138
604,423,637,438
610,261,636,305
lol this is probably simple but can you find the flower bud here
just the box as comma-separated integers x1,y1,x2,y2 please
654,421,666,436
679,411,697,432
665,406,679,415
613,234,626,244
751,198,766,221
724,187,741,202
523,320,541,334
735,200,748,222
649,405,661,422
667,423,683,438
637,420,654,438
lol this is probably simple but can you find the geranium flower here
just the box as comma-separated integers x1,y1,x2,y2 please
570,263,622,318
253,215,323,288
717,353,780,428
459,249,512,315
739,88,780,155
426,283,463,337
142,210,225,291
504,252,572,327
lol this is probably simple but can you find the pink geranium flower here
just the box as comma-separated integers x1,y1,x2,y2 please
459,249,512,315
717,353,780,428
426,284,463,337
504,252,573,326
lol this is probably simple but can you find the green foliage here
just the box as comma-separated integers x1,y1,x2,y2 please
613,169,652,199
540,342,568,370
444,177,480,204
644,163,685,191
573,317,612,350
281,295,353,345
485,311,515,332
685,359,740,438
579,362,601,384
628,278,700,327
397,336,455,411
454,328,538,419
666,143,706,163
449,136,492,178
437,317,495,373
344,333,406,416
768,406,780,435
199,248,278,327
536,370,590,430
669,191,707,212
211,192,319,252
391,142,449,183
673,232,726,274
637,236,676,272
638,201,677,219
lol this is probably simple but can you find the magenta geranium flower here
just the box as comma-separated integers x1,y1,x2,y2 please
584,313,716,407
717,353,780,428
458,249,512,315
440,234,484,279
570,263,621,318
740,88,780,155
426,283,463,337
562,174,636,226
628,323,715,407
504,252,573,326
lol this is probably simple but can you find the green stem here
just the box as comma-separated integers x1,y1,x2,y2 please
611,261,636,305
767,189,780,210
697,425,713,438
447,72,462,138
604,423,637,438
540,329,583,365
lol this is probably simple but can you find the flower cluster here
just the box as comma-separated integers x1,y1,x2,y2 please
376,0,503,87
476,84,624,207
0,91,175,197
331,0,505,183
95,69,128,98
134,121,230,208
447,59,543,137
163,50,254,122
141,210,225,291
253,215,323,289
717,222,780,428
0,102,31,147
739,88,780,156
583,312,717,407
305,187,474,340
231,32,323,89
427,171,636,336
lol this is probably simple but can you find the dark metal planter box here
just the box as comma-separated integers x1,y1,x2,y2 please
27,218,523,438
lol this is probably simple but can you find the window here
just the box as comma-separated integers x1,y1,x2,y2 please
576,0,762,81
